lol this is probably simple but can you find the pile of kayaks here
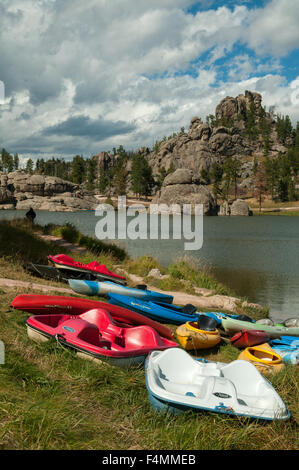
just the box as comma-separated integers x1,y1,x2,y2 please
12,253,299,422
24,253,127,284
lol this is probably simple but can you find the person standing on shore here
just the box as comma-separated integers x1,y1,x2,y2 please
25,207,36,225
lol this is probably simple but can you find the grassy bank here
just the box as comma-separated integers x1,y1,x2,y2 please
43,222,127,261
253,210,299,217
125,256,232,296
0,290,298,450
0,220,298,450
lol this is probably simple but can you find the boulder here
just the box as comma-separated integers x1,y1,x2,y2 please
230,199,252,216
6,171,77,196
0,170,98,212
163,169,193,186
0,187,13,204
153,183,217,215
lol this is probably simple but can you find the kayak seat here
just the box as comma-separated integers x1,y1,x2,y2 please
125,325,165,349
80,308,116,330
79,309,126,346
196,316,218,332
192,368,221,382
158,375,237,402
159,377,202,397
35,314,70,329
75,321,110,348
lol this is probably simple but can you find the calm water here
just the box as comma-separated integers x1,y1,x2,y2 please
1,210,299,322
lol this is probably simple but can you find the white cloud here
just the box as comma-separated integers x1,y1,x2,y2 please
247,0,299,56
0,0,298,159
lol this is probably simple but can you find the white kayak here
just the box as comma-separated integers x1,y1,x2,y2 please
145,348,289,421
68,279,173,304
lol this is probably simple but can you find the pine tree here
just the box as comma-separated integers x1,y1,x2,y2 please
276,115,293,144
13,153,19,170
130,154,154,198
86,158,97,190
71,155,86,184
222,157,242,200
1,148,14,172
253,162,268,213
210,162,223,203
114,164,128,195
264,158,279,200
25,158,34,174
245,102,258,140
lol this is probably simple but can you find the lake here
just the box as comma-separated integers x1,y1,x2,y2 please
1,209,299,322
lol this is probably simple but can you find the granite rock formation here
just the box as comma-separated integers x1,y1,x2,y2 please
0,171,99,211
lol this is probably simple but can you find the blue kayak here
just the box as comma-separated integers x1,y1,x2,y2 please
107,293,238,325
270,336,299,365
68,279,173,304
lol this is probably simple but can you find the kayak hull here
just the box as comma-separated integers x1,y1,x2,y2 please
145,349,289,421
176,322,221,350
23,263,68,282
221,317,299,339
230,330,270,349
68,279,173,303
270,336,299,365
48,254,126,285
108,294,201,325
10,294,175,340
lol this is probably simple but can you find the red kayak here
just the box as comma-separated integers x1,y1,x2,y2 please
11,294,175,340
230,329,271,349
26,308,178,367
48,254,126,285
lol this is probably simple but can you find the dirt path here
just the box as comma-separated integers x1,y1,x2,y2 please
38,234,87,254
1,232,262,314
0,277,79,295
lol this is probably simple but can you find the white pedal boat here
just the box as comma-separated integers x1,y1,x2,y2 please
145,348,289,421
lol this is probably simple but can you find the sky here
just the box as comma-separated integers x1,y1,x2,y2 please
0,0,298,164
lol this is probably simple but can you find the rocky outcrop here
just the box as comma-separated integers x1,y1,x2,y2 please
163,168,193,186
152,168,217,215
6,172,77,196
0,187,13,204
218,199,252,216
230,199,252,216
0,170,99,211
146,90,288,184
215,90,262,124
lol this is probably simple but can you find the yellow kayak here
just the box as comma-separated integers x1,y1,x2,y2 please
176,321,221,351
238,343,284,375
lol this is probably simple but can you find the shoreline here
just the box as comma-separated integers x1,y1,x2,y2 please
0,219,298,451
0,219,268,319
1,205,299,216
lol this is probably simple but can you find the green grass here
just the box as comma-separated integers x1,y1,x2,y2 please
0,220,298,450
257,211,299,217
44,222,127,261
167,257,233,296
0,219,62,265
125,255,234,296
125,255,167,278
0,293,298,450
